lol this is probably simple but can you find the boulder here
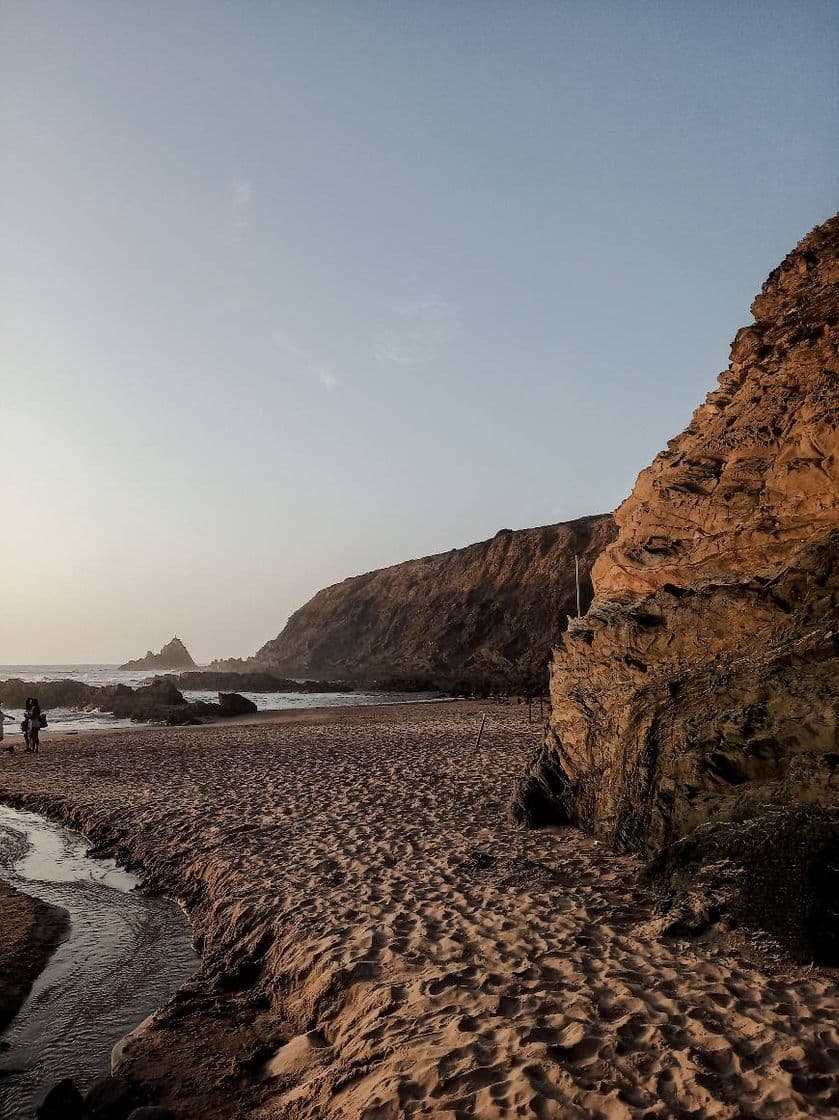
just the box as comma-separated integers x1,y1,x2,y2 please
218,692,258,717
84,1074,139,1119
36,1079,85,1119
166,701,221,725
110,679,187,722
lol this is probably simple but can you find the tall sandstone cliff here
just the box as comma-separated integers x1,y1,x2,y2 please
514,217,838,959
254,515,616,689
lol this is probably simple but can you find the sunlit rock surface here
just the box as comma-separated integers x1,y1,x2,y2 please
514,216,839,958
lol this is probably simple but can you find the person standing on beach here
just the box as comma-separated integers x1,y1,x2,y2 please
27,698,42,753
21,699,32,751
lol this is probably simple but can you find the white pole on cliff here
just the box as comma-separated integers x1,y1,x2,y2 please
575,554,581,619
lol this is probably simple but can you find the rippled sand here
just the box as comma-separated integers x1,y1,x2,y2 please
0,703,836,1119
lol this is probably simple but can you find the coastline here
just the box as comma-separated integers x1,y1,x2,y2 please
0,693,463,744
0,880,69,1034
0,702,836,1118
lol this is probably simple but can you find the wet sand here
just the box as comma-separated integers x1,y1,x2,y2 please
0,702,836,1119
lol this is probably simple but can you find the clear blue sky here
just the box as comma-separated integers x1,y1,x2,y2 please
1,1,836,662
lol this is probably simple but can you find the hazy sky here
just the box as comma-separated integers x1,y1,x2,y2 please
2,1,836,663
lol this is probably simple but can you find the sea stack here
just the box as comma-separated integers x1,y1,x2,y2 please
514,216,839,958
120,637,197,671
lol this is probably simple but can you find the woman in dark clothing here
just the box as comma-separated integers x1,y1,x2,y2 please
21,699,32,751
29,699,41,753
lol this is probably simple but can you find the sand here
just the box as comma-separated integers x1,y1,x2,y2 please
0,702,836,1119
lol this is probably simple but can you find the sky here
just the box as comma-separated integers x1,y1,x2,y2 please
1,1,836,663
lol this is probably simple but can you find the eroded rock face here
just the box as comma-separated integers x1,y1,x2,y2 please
593,220,838,598
253,515,616,691
514,217,839,955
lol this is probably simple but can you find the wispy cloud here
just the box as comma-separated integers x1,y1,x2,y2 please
374,299,459,366
271,330,306,359
271,330,341,391
230,177,252,246
318,367,339,391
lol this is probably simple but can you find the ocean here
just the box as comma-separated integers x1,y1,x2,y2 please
0,666,440,735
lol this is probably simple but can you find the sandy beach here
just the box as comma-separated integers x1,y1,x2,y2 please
0,702,836,1119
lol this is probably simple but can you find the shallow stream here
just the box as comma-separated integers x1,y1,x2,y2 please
0,805,197,1119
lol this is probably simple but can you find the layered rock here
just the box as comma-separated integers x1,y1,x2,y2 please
253,515,616,691
514,216,839,958
120,637,197,672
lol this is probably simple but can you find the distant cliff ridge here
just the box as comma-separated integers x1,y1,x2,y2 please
120,637,197,672
253,515,616,689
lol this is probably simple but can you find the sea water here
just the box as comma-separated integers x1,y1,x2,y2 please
0,805,198,1115
0,665,443,735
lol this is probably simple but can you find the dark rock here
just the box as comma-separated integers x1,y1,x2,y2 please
110,679,187,722
126,1109,174,1120
0,678,100,709
510,742,571,828
218,692,258,717
84,1074,139,1119
36,1078,85,1119
120,637,197,671
166,701,221,725
164,671,348,693
649,808,839,963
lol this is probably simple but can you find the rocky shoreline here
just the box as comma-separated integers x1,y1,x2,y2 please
1,704,836,1119
0,677,261,728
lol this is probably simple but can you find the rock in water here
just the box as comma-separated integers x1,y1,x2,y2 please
513,216,839,959
218,692,258,717
84,1074,139,1119
36,1079,85,1119
120,638,197,671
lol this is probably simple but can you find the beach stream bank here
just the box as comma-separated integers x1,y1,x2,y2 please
0,806,197,1119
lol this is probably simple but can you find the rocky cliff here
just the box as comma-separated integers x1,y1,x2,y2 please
514,217,839,959
253,515,616,690
120,637,197,671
